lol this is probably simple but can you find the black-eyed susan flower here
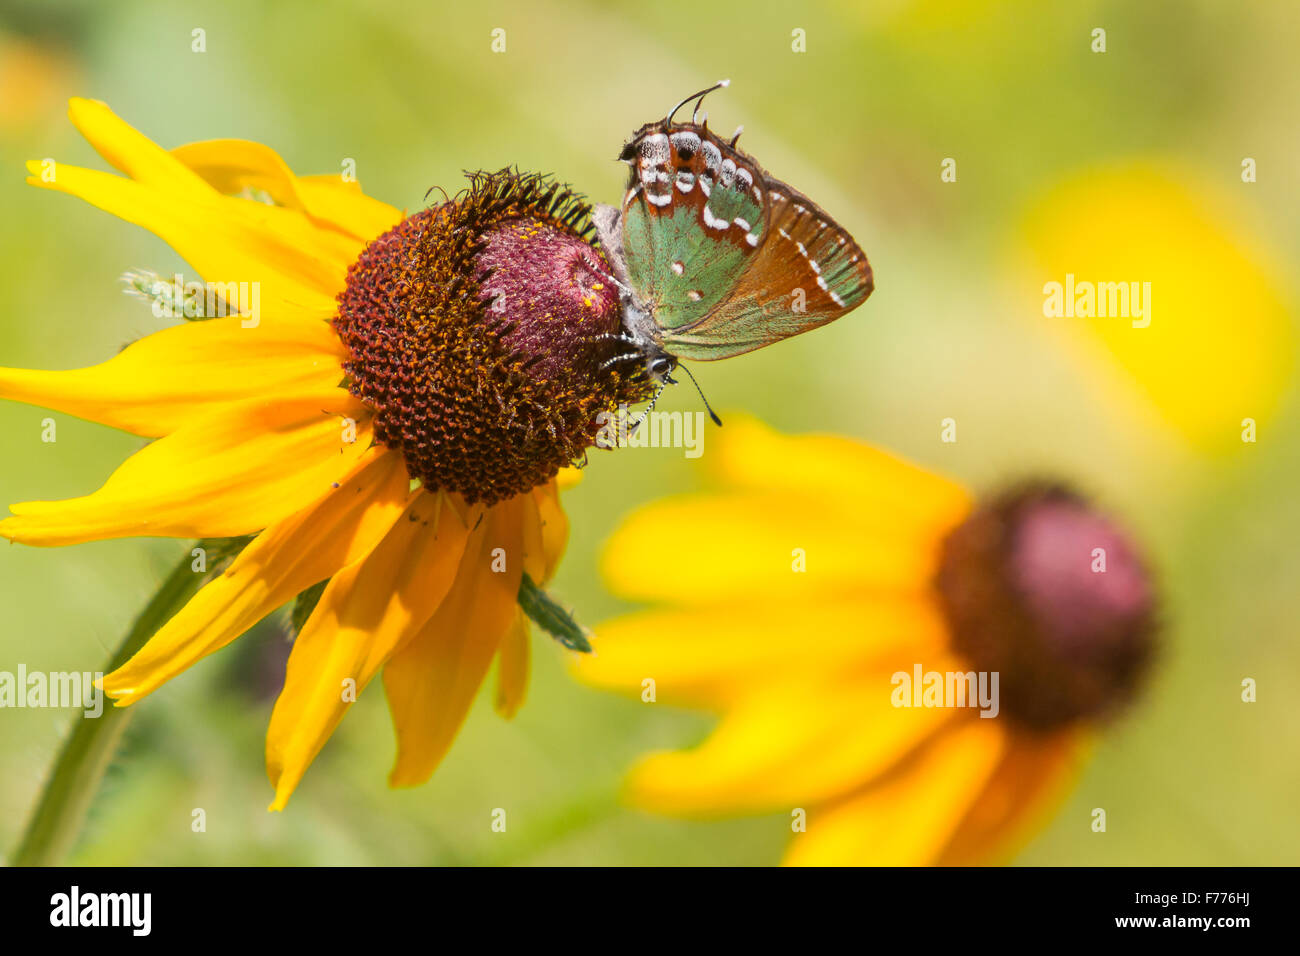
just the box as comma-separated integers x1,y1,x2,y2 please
574,417,1158,865
1017,164,1294,455
1,99,654,810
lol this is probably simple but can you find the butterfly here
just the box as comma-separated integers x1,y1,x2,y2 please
593,80,874,395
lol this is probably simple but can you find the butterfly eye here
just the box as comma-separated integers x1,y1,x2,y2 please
650,357,674,377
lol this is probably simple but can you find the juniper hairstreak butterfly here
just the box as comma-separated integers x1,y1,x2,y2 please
593,79,874,400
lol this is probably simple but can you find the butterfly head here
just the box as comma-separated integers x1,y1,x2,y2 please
617,292,678,385
646,350,677,383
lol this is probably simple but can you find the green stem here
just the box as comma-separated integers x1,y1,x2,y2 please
10,543,226,866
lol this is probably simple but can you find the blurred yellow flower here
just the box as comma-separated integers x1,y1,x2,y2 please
575,418,1159,865
0,34,76,131
1018,164,1295,454
0,99,617,810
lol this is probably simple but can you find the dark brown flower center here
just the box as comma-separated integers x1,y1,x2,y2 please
333,170,654,504
934,483,1157,731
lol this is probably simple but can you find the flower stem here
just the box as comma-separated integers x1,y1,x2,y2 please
10,542,235,866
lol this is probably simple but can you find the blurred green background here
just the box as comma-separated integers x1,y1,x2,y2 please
0,0,1296,864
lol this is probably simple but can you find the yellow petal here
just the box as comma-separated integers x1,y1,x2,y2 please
296,175,403,244
531,482,569,583
601,491,944,605
68,97,214,201
575,597,950,708
710,416,972,535
27,161,341,318
0,315,344,437
384,497,524,787
60,99,364,278
265,490,474,810
494,610,530,720
554,466,583,491
519,493,547,583
936,728,1090,866
626,674,960,815
170,140,401,243
102,449,412,706
782,718,1006,866
1,390,370,546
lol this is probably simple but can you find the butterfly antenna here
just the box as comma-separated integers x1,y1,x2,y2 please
667,78,730,127
628,379,671,436
672,363,723,426
594,331,640,345
600,350,643,372
591,262,633,297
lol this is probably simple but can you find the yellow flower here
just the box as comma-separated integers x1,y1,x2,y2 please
1017,164,1295,454
575,418,1158,865
0,33,76,132
1,100,646,809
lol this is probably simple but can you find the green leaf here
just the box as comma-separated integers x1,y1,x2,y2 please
291,579,328,636
517,573,592,653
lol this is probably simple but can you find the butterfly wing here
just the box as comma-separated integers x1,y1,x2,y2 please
661,177,874,361
620,125,767,332
618,122,873,362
